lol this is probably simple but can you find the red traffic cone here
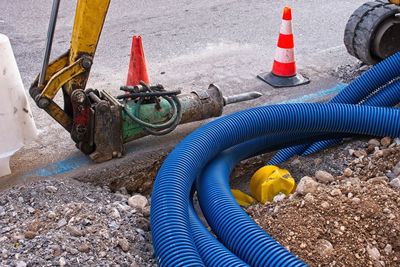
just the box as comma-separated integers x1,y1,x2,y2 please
258,6,309,88
126,36,150,86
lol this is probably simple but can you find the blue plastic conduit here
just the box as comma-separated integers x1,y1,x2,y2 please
196,133,350,267
268,51,400,165
189,133,354,267
151,103,400,266
303,78,400,155
188,198,249,266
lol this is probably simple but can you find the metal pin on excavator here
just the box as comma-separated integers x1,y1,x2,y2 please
29,0,262,163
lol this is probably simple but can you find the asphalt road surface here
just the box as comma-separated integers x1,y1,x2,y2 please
0,0,365,184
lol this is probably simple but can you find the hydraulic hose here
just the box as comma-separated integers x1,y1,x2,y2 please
268,51,400,165
151,103,400,266
303,78,400,156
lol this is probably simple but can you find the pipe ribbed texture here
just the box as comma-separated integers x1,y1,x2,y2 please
268,52,400,164
303,79,400,155
151,103,400,266
188,202,249,266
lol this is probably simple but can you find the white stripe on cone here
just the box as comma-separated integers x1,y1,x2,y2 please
279,20,293,35
274,47,295,64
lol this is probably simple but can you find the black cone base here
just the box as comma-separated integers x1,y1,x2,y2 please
257,72,310,88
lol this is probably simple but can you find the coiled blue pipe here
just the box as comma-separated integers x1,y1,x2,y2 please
151,103,400,266
303,78,400,155
268,52,400,164
189,133,352,266
196,134,341,267
188,200,249,266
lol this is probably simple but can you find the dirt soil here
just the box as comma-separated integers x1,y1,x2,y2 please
247,137,400,267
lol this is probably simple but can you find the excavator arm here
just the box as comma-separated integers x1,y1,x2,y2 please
29,0,261,162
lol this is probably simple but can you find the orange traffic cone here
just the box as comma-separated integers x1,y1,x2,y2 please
258,6,309,88
126,36,150,86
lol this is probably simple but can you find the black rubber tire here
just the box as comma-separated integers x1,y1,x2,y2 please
344,1,400,65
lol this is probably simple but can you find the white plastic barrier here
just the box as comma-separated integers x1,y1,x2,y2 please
0,33,38,177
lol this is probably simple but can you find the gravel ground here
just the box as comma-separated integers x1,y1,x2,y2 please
332,62,372,84
248,137,400,267
0,180,155,267
2,136,400,267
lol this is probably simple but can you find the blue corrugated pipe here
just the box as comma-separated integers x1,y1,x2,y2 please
151,103,400,266
303,78,400,155
189,133,353,266
268,51,400,165
196,133,351,267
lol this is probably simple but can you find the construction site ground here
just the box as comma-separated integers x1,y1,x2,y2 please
2,0,399,266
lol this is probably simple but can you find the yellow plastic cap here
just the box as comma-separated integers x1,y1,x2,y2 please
231,189,256,207
250,165,296,204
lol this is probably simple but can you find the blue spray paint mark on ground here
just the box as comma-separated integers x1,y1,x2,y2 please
274,83,347,104
25,155,90,177
24,83,346,178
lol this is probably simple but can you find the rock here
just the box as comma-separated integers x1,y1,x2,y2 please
66,225,84,237
59,257,66,267
296,176,319,195
316,239,334,257
304,193,314,203
353,150,367,158
367,245,381,261
48,211,57,219
343,168,353,177
381,137,392,148
392,161,400,176
348,149,355,156
273,193,286,203
330,188,342,197
367,176,388,185
77,243,91,253
128,195,148,210
27,207,35,214
118,237,130,252
16,261,27,267
12,232,25,241
24,231,37,239
315,170,334,184
374,150,384,158
142,206,150,218
394,137,400,146
389,178,400,189
367,144,376,154
351,197,361,204
368,139,381,147
384,244,393,255
386,172,397,181
110,208,121,219
108,221,120,230
51,245,62,257
66,247,79,255
46,186,58,193
321,201,330,209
